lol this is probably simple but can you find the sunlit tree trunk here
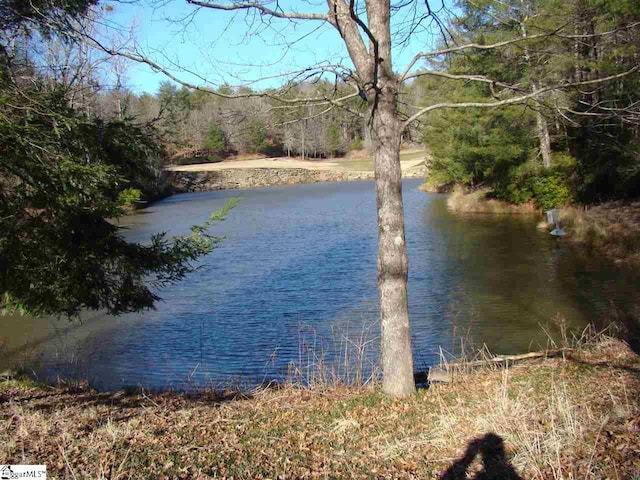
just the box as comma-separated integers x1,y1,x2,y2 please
363,0,416,396
369,80,415,396
535,108,552,169
521,16,552,170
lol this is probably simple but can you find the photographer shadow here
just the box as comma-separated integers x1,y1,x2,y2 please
440,432,524,480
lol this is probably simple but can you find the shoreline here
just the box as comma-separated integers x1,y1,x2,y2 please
440,185,539,214
168,166,426,192
164,150,427,192
435,185,640,264
557,202,640,264
2,335,638,478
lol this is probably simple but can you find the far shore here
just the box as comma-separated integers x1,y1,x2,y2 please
165,148,427,174
165,149,428,192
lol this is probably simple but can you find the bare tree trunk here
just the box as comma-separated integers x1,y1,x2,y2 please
352,0,415,397
369,81,415,397
535,108,552,168
301,121,306,160
521,18,552,170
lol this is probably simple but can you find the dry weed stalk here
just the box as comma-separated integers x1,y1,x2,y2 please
286,318,381,389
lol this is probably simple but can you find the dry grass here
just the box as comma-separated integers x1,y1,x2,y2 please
446,185,538,214
559,201,640,263
341,144,423,160
286,319,381,388
418,181,450,193
1,336,638,479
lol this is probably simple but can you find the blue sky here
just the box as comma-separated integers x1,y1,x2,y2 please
104,1,451,95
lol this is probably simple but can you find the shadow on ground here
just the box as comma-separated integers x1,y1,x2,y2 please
440,432,524,480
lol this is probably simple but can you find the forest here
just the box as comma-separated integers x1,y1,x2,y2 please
421,0,640,208
3,1,637,212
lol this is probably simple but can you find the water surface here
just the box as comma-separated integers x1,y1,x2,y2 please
1,179,637,390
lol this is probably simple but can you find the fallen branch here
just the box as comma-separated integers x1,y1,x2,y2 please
418,348,576,384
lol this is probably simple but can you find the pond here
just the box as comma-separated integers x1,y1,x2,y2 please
1,178,637,390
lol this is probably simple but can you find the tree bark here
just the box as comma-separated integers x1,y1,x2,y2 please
521,19,552,170
369,79,415,397
535,109,552,169
357,0,415,397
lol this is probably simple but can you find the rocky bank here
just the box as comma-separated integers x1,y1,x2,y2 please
169,165,426,192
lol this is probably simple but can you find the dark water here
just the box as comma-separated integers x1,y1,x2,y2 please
1,179,638,390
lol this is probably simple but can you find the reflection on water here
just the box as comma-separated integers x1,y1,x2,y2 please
1,178,637,390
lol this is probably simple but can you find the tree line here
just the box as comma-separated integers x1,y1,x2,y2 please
86,0,639,212
96,80,369,164
420,0,640,208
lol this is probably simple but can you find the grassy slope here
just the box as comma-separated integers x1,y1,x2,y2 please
1,338,639,479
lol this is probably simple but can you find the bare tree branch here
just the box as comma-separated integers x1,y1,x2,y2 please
185,0,328,21
75,28,365,108
400,21,640,82
327,0,372,77
402,65,639,128
277,105,335,126
403,69,524,93
399,28,564,81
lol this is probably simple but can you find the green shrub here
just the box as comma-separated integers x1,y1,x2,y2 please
531,172,574,210
247,119,268,153
326,122,345,157
204,123,226,154
551,152,577,169
489,154,577,208
526,154,577,209
349,137,363,151
493,179,534,205
117,188,142,209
